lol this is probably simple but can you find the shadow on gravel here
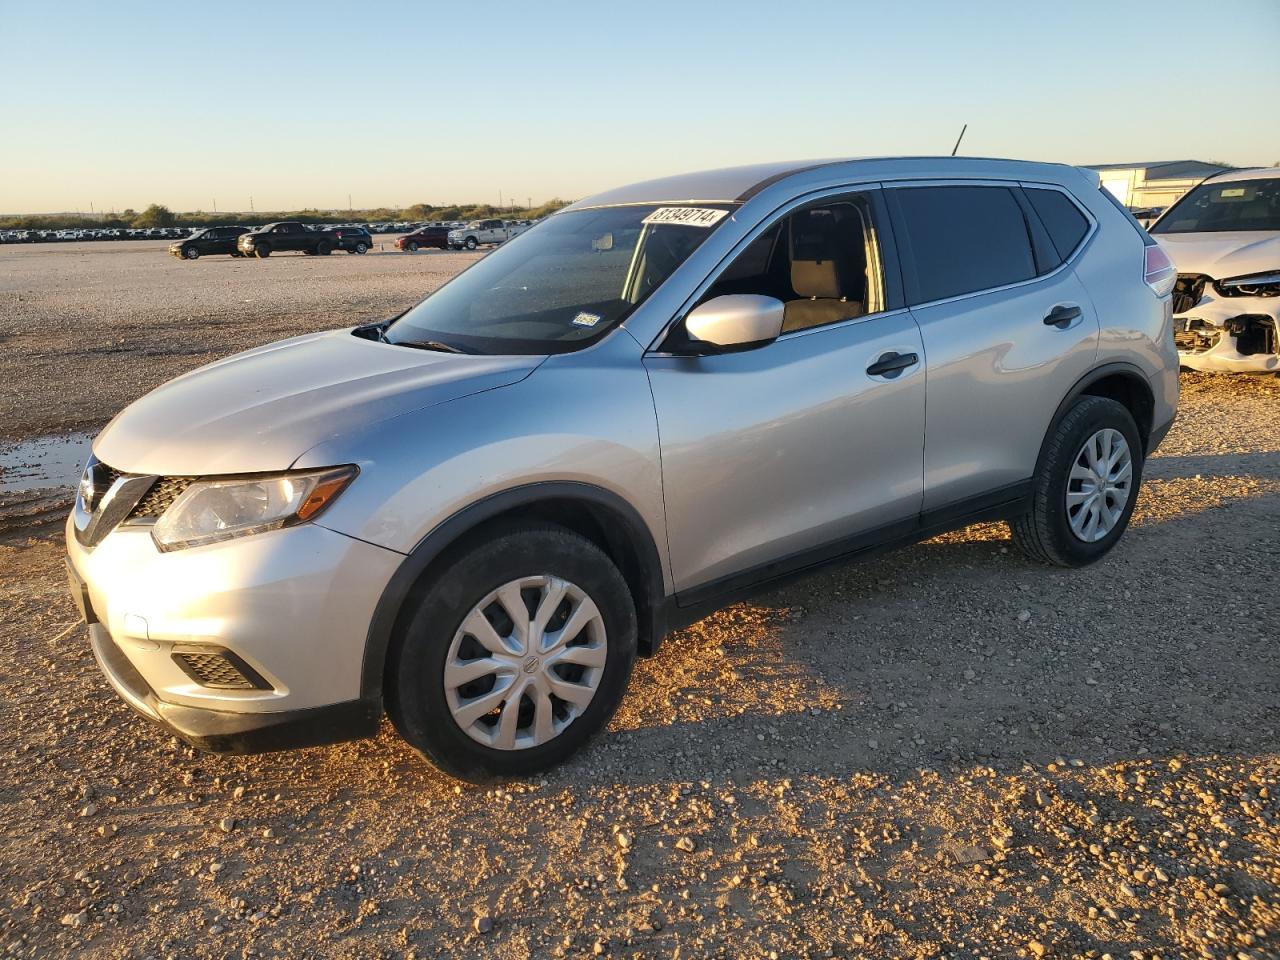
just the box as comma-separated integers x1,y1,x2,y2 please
134,478,1274,797
1146,450,1280,479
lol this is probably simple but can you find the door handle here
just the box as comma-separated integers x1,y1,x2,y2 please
1043,304,1082,327
866,351,919,378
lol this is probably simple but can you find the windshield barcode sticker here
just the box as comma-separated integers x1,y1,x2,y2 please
572,312,601,327
642,207,729,228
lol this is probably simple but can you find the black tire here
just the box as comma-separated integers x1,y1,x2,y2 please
183,245,199,260
354,241,368,254
464,236,478,250
254,245,270,258
406,241,418,253
316,241,332,256
1011,396,1143,567
387,523,638,781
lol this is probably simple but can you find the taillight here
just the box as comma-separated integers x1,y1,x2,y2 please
1144,244,1176,298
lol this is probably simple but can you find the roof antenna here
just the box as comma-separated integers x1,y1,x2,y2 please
950,123,968,157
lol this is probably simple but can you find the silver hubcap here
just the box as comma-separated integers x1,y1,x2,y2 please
1067,428,1133,542
444,575,607,750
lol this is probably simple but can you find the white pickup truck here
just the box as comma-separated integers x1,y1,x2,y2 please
447,219,531,250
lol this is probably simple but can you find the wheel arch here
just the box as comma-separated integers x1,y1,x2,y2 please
360,481,667,706
1042,362,1156,463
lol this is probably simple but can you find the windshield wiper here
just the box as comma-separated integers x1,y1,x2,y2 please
396,338,475,354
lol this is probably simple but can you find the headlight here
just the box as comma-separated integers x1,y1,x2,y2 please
1217,271,1280,297
151,465,357,552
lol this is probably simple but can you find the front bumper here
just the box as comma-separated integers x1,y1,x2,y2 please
66,516,403,752
1173,290,1279,374
87,618,379,752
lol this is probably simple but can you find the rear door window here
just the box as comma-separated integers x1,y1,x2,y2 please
889,185,1036,304
1025,188,1090,261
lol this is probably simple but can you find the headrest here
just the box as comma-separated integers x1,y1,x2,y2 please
791,259,841,299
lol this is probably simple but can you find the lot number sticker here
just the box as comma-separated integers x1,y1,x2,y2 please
642,207,729,228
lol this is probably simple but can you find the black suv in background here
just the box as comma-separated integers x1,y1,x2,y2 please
170,226,251,260
332,226,373,254
236,222,342,258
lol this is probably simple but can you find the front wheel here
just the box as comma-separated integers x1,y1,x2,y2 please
406,241,419,253
1011,395,1143,567
387,524,638,781
464,236,478,250
254,245,270,258
183,246,199,260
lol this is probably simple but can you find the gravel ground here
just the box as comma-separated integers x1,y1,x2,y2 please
0,241,1278,959
0,236,481,442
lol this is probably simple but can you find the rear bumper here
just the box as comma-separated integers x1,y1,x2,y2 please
89,621,379,752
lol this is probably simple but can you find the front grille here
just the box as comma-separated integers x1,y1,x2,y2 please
128,476,194,519
1172,273,1208,315
98,464,123,489
172,650,270,690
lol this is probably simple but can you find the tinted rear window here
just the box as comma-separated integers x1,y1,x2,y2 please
1025,188,1089,260
892,186,1036,303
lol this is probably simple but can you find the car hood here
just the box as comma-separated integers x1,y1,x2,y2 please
1154,230,1280,280
93,329,543,475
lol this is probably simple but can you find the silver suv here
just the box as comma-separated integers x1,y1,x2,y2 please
67,158,1179,780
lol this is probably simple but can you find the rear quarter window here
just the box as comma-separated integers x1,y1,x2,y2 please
891,185,1036,303
1025,188,1089,261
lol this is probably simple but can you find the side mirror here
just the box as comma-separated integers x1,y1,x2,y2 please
682,295,785,351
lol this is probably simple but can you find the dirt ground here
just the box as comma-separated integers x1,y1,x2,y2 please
0,240,1277,959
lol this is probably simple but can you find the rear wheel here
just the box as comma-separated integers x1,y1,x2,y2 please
387,524,637,781
1012,396,1143,567
316,241,332,256
354,241,368,254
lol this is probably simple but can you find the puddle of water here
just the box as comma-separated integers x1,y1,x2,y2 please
0,433,93,493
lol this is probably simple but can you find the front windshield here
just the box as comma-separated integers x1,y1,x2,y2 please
386,203,736,354
1152,178,1280,234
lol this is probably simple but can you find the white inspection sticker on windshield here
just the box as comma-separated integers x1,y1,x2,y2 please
642,207,729,228
572,312,601,327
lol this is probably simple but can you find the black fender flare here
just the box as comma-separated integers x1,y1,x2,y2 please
359,481,667,704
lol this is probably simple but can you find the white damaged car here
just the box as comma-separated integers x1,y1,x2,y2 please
1150,168,1279,374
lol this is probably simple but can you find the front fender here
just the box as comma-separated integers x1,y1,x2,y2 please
296,334,668,579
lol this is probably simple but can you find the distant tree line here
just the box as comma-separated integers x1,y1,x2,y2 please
0,199,571,231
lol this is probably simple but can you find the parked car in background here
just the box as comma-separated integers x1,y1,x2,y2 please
1129,207,1164,229
331,226,373,254
169,226,251,260
396,225,451,252
236,222,342,258
67,157,1178,781
1150,169,1280,373
447,219,530,250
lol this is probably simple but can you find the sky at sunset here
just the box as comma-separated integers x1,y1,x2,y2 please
2,0,1277,214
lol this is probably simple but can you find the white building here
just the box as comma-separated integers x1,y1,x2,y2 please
1084,160,1233,210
